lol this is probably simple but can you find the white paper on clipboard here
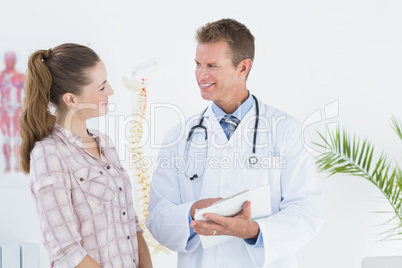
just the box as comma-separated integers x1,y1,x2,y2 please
194,184,271,249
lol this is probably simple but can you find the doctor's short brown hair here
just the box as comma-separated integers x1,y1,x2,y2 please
195,18,255,72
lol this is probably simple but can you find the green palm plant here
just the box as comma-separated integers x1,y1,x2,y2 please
316,115,402,241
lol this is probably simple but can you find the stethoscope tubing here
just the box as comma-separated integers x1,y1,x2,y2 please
251,95,259,154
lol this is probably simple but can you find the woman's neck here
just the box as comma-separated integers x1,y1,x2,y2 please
56,110,100,159
56,113,92,142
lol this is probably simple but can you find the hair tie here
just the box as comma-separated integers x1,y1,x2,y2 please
42,48,52,62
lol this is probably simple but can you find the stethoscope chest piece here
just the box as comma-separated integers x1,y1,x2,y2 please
249,155,258,165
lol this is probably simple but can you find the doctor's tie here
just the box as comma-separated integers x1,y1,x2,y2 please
220,115,240,140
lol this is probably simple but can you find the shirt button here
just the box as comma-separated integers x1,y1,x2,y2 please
119,187,122,191
79,178,84,182
133,259,135,263
106,165,111,170
127,235,130,239
123,211,126,215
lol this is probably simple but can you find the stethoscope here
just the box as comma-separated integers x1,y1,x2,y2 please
185,95,260,180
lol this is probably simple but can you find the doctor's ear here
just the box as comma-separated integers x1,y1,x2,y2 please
238,59,252,77
62,93,77,107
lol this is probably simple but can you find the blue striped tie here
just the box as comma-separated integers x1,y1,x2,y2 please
220,115,240,140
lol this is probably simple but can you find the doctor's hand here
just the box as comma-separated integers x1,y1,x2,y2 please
190,201,260,240
190,198,222,220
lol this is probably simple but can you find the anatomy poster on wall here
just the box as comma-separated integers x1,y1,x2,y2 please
0,42,27,186
0,51,25,174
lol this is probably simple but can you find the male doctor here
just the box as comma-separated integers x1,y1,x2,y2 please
146,18,324,267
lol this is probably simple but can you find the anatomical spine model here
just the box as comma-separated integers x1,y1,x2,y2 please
122,75,168,255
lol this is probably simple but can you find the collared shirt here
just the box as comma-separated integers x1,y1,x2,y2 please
212,91,254,122
213,92,254,139
30,124,141,268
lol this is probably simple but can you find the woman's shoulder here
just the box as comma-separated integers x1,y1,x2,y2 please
33,134,57,148
30,135,61,161
30,135,67,183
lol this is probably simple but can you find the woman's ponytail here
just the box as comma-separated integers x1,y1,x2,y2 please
19,50,56,174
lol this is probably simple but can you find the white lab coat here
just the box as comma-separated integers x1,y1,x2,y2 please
146,97,324,268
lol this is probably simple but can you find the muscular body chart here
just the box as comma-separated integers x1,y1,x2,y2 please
0,52,25,173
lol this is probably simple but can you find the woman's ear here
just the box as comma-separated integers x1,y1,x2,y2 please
62,93,76,108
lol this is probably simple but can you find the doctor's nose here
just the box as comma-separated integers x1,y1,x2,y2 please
195,65,209,80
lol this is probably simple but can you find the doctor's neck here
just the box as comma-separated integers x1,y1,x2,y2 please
214,89,249,114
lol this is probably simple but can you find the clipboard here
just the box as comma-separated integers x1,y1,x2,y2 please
194,184,271,249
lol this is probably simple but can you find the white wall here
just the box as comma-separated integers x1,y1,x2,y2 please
0,0,401,267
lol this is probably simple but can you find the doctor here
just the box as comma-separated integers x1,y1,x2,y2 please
146,18,324,267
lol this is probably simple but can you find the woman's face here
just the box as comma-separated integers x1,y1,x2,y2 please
72,60,114,121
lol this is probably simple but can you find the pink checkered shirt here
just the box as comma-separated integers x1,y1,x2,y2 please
30,124,141,267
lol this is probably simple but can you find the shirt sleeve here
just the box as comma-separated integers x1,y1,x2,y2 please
188,210,196,240
243,223,264,248
30,140,87,267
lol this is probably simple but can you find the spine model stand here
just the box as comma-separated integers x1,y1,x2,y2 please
122,76,169,255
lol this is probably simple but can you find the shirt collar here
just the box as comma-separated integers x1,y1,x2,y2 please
54,123,100,146
212,91,254,121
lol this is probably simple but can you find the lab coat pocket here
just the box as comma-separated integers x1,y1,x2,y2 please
73,167,115,207
246,153,270,190
246,153,282,211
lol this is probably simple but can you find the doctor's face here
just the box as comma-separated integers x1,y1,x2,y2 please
195,41,243,105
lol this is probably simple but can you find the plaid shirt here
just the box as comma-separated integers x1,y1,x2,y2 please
30,124,141,267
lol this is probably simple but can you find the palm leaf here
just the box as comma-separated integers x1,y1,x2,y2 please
316,124,402,241
392,115,402,142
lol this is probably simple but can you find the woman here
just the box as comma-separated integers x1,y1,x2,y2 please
20,43,152,268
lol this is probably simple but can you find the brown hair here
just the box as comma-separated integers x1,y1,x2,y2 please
19,43,100,174
195,18,255,78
